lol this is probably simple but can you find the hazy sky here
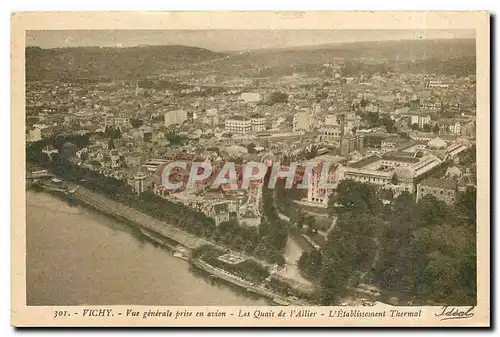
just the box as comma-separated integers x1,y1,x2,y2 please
26,29,475,51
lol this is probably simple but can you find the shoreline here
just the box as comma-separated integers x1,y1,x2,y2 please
30,183,313,306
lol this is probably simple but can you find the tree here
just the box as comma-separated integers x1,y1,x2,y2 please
317,176,476,306
268,92,289,105
298,250,323,279
104,126,113,138
365,111,380,127
422,123,431,132
391,173,399,185
457,186,477,227
410,123,420,130
329,180,382,216
381,189,394,201
432,124,440,134
246,143,256,154
305,215,317,235
458,146,476,166
296,210,305,229
393,192,416,216
258,218,271,238
414,195,453,228
130,118,143,128
382,115,396,133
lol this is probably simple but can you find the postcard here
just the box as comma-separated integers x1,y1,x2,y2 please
11,11,490,327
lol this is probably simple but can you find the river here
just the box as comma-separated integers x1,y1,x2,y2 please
26,190,270,306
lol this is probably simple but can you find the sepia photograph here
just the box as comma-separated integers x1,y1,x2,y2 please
12,11,490,327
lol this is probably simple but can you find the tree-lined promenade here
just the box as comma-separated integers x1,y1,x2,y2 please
73,186,210,250
27,139,290,265
27,139,314,297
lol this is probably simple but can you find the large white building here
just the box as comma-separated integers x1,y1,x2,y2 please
343,152,443,196
225,116,252,135
410,114,431,129
251,115,266,132
239,92,262,103
164,109,188,127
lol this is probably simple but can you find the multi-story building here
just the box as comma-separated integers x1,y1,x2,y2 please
344,156,395,187
416,178,457,204
305,155,345,207
325,112,360,133
319,125,342,144
410,113,431,129
105,115,130,130
205,108,219,126
250,115,267,132
205,201,232,227
293,111,310,131
449,122,462,135
164,109,188,127
225,116,252,135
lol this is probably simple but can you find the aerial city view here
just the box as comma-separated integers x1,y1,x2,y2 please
25,30,477,308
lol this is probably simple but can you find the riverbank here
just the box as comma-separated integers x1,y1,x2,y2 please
26,190,271,306
189,258,310,306
32,182,315,305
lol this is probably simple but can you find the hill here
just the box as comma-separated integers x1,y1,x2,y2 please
26,45,223,81
222,38,476,66
25,39,476,81
216,39,476,77
265,38,475,59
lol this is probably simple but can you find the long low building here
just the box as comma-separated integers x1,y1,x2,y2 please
343,151,444,195
344,167,394,186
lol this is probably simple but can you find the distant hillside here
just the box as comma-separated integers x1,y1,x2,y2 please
214,39,476,77
274,38,475,58
26,45,223,81
25,39,476,81
224,39,476,66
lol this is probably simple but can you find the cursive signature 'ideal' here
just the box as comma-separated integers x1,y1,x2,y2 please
435,306,475,321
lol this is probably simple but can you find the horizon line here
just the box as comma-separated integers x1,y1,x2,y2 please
26,36,476,53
